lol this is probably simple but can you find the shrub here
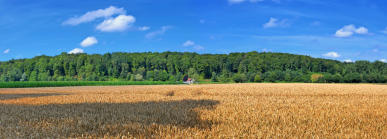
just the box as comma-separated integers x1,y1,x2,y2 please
310,74,324,83
233,73,247,83
134,74,144,81
211,72,218,82
254,74,262,82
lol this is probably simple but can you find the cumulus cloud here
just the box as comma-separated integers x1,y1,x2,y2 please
63,6,144,32
80,36,98,47
145,26,172,39
263,17,288,28
96,15,135,32
355,27,368,34
343,59,353,63
68,48,84,54
3,49,10,54
182,40,204,51
323,52,340,58
335,25,368,37
379,59,386,62
263,18,278,28
63,6,126,25
138,26,150,31
183,40,195,47
335,30,353,38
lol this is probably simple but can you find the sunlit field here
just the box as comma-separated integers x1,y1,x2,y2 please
1,83,386,138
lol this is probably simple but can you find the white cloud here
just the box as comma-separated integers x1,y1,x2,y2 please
68,48,84,54
379,59,386,62
182,40,204,51
335,29,353,38
250,0,265,2
80,36,98,47
183,40,195,47
229,0,245,4
263,17,288,28
228,0,274,4
335,24,368,37
138,26,150,31
96,15,135,32
63,6,126,25
343,59,353,63
263,18,278,28
63,6,147,32
355,27,368,34
145,26,172,39
323,52,340,58
193,45,205,51
3,49,10,54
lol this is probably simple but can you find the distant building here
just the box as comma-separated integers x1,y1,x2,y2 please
183,75,195,84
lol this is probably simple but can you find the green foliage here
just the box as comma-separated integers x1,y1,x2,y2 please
254,74,262,82
134,74,143,81
246,72,256,82
0,52,385,84
175,73,183,81
263,71,285,82
20,73,27,81
168,75,176,82
233,73,247,83
324,73,343,83
159,70,169,81
311,73,324,83
218,72,232,83
146,71,154,81
343,73,362,83
211,72,218,82
0,81,181,88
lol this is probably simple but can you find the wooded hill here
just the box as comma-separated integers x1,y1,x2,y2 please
0,51,386,83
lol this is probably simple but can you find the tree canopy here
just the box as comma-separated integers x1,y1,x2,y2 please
0,51,386,83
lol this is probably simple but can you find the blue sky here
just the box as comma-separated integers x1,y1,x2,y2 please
0,0,386,62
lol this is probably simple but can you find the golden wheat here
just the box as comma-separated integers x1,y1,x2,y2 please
1,83,386,138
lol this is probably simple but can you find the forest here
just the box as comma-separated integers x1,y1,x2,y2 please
0,51,386,83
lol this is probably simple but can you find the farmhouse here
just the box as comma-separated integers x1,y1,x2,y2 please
183,75,195,84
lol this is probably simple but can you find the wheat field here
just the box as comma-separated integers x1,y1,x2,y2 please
0,83,386,138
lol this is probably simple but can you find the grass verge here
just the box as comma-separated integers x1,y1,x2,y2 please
0,81,182,88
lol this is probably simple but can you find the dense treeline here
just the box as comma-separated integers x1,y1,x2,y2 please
0,52,386,83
